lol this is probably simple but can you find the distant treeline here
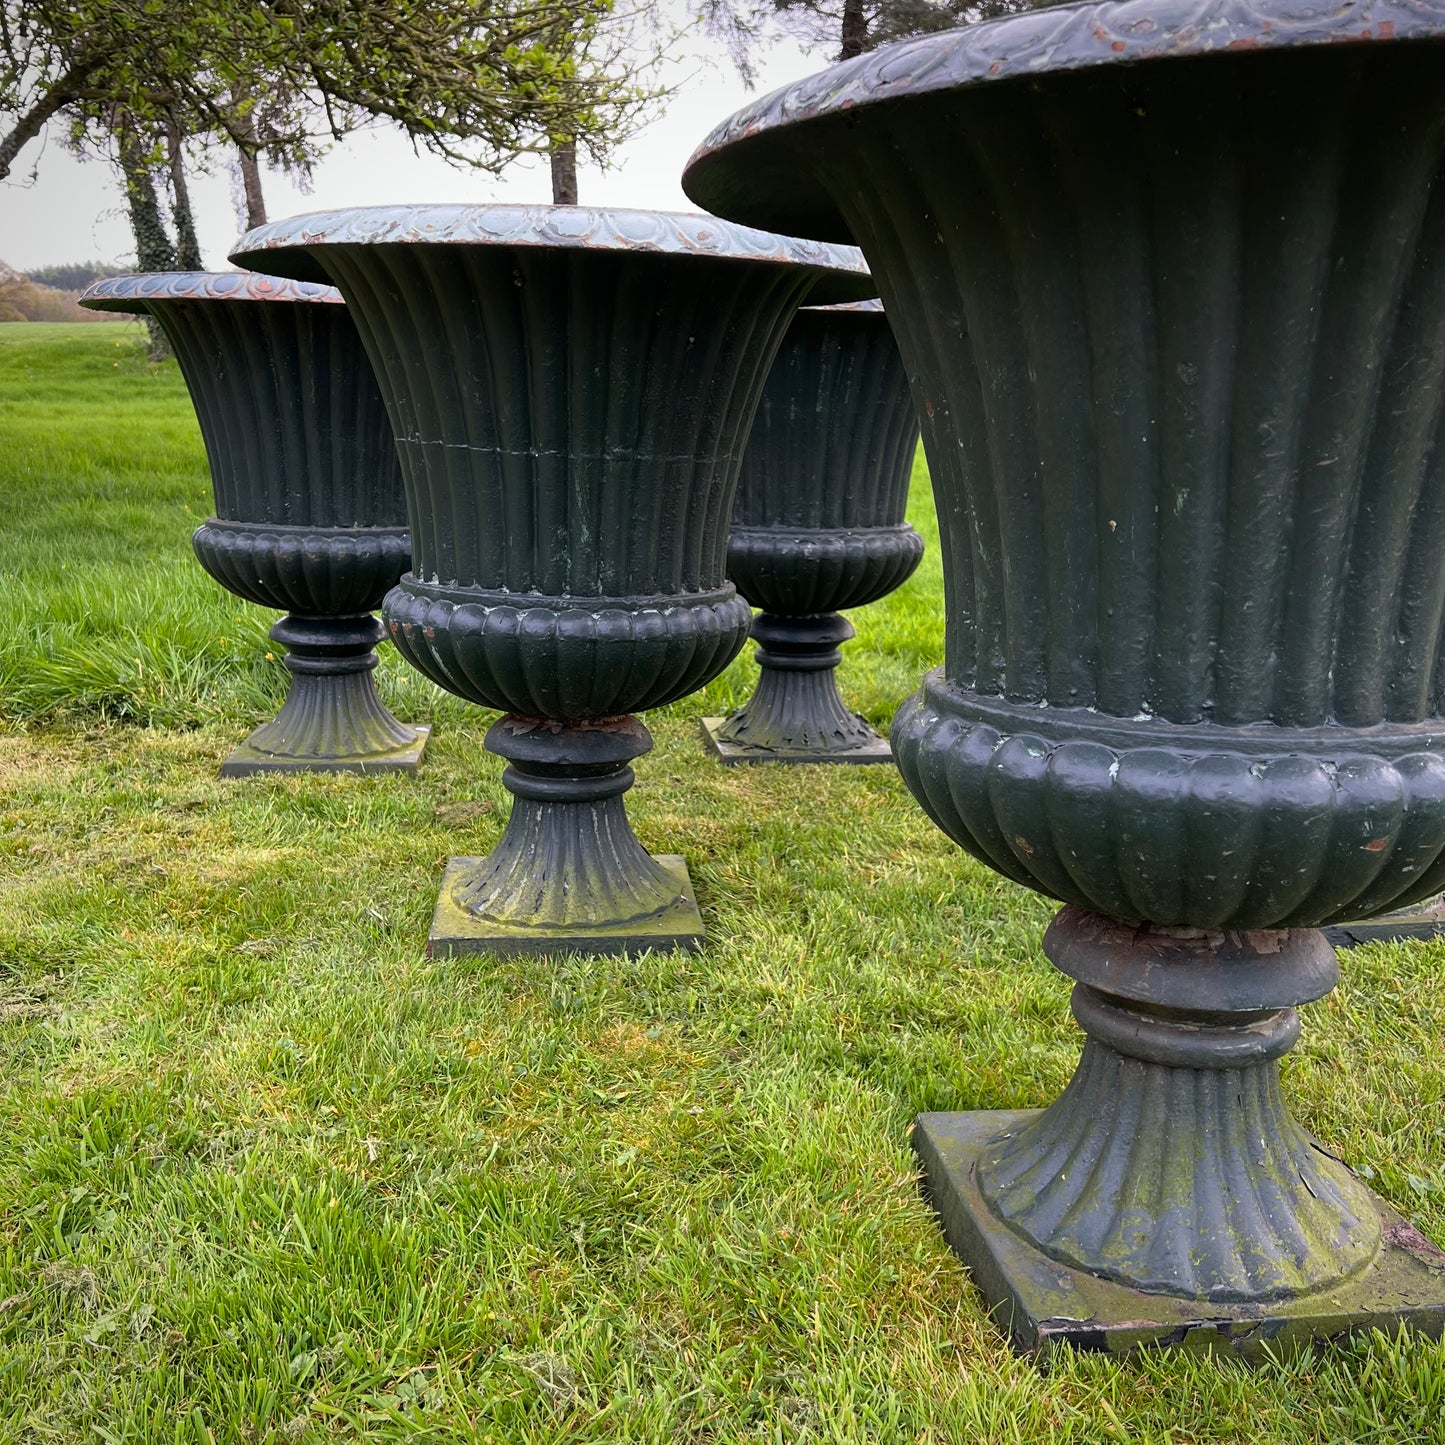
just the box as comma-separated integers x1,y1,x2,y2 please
0,262,128,323
23,262,120,292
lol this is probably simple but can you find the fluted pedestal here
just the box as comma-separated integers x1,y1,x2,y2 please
429,715,702,957
704,612,890,763
915,908,1445,1355
221,614,428,776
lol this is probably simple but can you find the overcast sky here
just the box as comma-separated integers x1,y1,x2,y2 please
0,20,822,275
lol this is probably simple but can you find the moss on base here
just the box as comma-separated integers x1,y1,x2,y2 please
915,1109,1445,1359
428,853,704,958
220,724,431,777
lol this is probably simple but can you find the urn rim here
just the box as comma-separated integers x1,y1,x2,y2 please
78,270,343,314
226,203,875,304
681,0,1445,241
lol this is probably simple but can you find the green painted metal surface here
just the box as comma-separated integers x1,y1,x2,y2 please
683,0,1445,1352
231,207,871,954
79,272,427,776
714,303,922,763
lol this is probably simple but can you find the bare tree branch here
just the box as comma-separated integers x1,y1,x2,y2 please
0,56,97,180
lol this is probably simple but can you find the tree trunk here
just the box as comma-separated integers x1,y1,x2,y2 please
166,123,204,271
550,138,579,205
117,120,178,361
237,146,268,228
839,0,869,60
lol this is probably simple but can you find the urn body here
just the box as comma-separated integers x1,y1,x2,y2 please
707,302,924,763
79,272,426,774
232,207,871,953
684,0,1445,1351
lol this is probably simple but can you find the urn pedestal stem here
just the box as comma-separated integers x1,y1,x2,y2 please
222,614,428,777
706,612,890,762
914,909,1445,1354
429,715,704,958
981,911,1380,1300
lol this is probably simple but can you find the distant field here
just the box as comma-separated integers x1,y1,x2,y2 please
0,324,1442,1442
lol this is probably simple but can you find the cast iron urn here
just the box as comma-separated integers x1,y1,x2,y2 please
79,272,428,776
703,300,923,764
685,0,1445,1354
231,207,870,956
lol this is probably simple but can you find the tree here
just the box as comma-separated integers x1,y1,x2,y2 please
114,120,176,275
5,2,668,267
4,2,667,325
0,262,34,322
228,93,273,228
550,138,580,204
697,0,1056,83
540,1,673,204
2,1,664,186
113,115,178,357
0,261,108,320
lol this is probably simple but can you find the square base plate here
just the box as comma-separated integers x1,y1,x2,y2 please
700,717,893,766
220,725,431,778
1324,895,1445,946
428,853,704,959
914,1108,1445,1358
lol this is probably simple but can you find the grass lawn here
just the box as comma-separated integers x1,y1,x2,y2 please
1,320,1444,1442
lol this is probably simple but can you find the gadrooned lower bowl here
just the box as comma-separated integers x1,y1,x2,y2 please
726,524,924,615
384,579,754,719
892,671,1445,930
193,520,411,616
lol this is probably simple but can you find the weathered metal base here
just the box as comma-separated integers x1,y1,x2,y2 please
220,724,431,778
1324,892,1445,947
703,612,893,765
914,1109,1445,1358
699,716,892,766
428,853,704,958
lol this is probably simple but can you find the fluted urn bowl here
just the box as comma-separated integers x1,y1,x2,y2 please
703,300,923,764
79,272,428,776
231,206,872,956
685,0,1445,1354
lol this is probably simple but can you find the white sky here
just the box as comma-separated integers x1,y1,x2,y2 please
0,20,823,274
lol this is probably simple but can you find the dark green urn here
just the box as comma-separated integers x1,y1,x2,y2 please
686,0,1445,1353
231,207,871,956
79,272,428,776
703,300,923,764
